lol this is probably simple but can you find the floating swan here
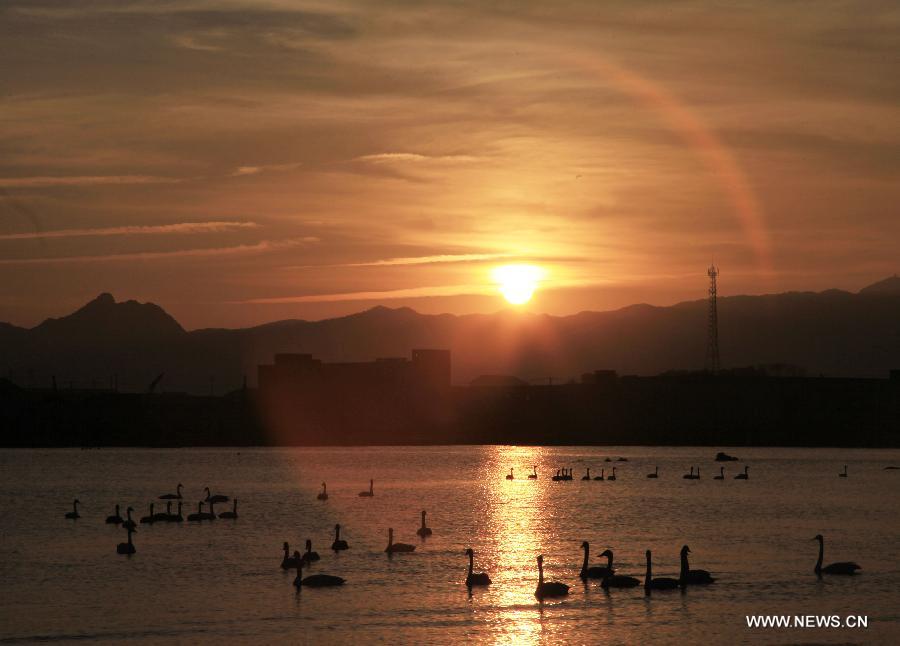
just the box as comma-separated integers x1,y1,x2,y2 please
359,479,374,497
735,466,749,480
528,466,538,479
582,468,591,481
593,468,604,481
65,499,81,519
293,556,345,587
683,467,695,480
385,528,415,553
580,541,614,579
317,482,329,500
151,502,171,522
281,542,301,569
416,510,433,537
599,550,641,588
105,504,123,524
506,468,514,480
122,507,137,530
813,534,860,575
140,503,156,524
204,487,229,504
159,483,183,500
644,550,679,592
332,524,349,551
535,555,569,599
302,539,320,564
647,466,659,479
679,545,715,585
219,499,238,519
607,467,617,481
117,526,136,554
187,502,206,522
168,501,183,522
714,467,725,480
839,465,848,478
464,548,491,586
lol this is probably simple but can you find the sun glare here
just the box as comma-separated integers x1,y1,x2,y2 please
492,264,544,305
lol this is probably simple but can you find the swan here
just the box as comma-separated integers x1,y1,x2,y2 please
140,503,156,524
219,499,238,519
293,557,345,587
281,542,301,569
159,483,183,500
168,501,184,522
535,555,569,599
582,468,591,481
564,468,573,481
644,550,679,592
735,466,749,480
552,470,562,481
464,548,491,586
317,482,329,500
647,466,659,479
201,500,217,520
813,535,860,575
693,467,701,480
65,499,81,519
599,551,641,588
714,467,725,480
580,541,614,579
105,504,123,524
187,502,206,521
528,466,538,479
683,467,694,480
301,538,320,563
385,528,415,553
359,479,374,497
332,524,349,550
839,465,848,478
679,545,715,585
151,502,171,522
506,468,514,480
122,507,137,530
593,468,604,481
116,526,136,554
607,467,617,481
416,510,433,537
204,487,229,504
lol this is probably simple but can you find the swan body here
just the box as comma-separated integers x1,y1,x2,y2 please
105,504,123,524
464,548,491,586
151,502,171,522
683,467,695,480
644,550,679,591
593,468,604,481
385,528,415,553
187,502,206,521
607,467,617,481
301,539,320,563
140,503,156,524
563,469,573,481
582,468,591,481
551,470,562,481
65,499,81,519
839,465,848,478
535,555,569,599
317,482,328,500
159,483,183,500
735,466,749,479
281,542,301,569
332,524,349,551
580,543,614,579
528,466,537,479
116,526,136,554
204,487,229,504
168,501,183,522
416,510,433,537
679,545,715,585
714,467,725,480
814,535,860,575
293,559,344,587
506,468,514,480
647,466,659,479
219,499,238,519
359,479,374,497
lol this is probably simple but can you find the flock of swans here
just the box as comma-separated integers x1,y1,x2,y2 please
67,465,865,600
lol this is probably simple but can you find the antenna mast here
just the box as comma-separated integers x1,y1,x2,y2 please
706,264,720,373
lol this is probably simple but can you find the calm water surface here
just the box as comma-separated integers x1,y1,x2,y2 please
1,446,899,644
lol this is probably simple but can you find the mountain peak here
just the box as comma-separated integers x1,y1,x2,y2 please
34,293,185,338
860,275,900,295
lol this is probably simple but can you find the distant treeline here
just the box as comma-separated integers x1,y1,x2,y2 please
1,376,898,447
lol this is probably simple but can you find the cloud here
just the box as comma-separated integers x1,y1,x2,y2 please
353,153,480,164
230,162,303,176
0,175,181,187
242,282,495,304
0,237,318,265
0,221,259,241
298,253,514,268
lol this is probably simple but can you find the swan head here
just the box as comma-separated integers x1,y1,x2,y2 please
335,523,341,530
599,549,613,559
305,539,312,550
645,550,651,560
465,548,474,557
581,541,589,549
813,534,824,542
536,554,544,565
126,506,134,512
74,499,80,504
681,545,690,555
204,487,210,494
283,541,290,550
293,550,302,561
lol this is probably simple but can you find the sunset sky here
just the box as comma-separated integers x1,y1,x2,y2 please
1,1,898,329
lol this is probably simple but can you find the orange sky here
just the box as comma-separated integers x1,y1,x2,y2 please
1,1,898,329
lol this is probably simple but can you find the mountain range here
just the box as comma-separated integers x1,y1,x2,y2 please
2,276,899,394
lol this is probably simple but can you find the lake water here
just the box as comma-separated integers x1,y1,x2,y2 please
1,446,898,644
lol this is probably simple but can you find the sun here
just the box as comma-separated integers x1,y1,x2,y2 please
492,264,544,305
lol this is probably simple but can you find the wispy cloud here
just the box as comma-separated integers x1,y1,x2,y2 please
243,283,494,304
0,221,259,241
0,237,317,265
293,253,513,268
230,162,304,177
0,175,181,187
353,153,479,164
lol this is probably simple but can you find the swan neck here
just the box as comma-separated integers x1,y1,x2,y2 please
538,560,544,585
468,552,474,575
816,539,824,572
581,546,589,572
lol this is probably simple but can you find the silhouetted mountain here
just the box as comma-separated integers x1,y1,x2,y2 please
1,279,898,393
